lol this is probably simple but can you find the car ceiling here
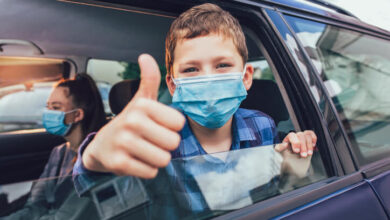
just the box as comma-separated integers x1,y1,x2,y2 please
0,0,174,64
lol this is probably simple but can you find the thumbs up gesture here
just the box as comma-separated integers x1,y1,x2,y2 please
82,54,185,178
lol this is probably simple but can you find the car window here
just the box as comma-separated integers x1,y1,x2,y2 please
285,15,390,165
0,56,74,133
1,21,329,220
0,3,333,219
0,82,54,133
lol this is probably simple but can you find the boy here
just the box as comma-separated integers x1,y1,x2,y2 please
73,3,316,212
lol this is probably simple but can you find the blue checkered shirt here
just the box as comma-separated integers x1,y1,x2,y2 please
72,108,278,211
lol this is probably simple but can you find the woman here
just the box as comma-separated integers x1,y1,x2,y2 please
4,73,106,220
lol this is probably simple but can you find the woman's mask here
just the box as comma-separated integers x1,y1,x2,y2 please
42,109,78,136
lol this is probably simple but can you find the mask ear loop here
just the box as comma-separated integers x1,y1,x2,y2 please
62,108,81,136
64,108,80,124
242,64,247,79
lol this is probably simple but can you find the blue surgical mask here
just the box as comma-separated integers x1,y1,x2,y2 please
172,67,247,129
42,109,77,136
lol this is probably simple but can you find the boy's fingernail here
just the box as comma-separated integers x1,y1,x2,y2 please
308,150,313,155
301,152,307,157
293,148,300,153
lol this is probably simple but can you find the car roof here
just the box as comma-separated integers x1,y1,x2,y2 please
0,0,173,64
0,0,389,63
256,0,390,36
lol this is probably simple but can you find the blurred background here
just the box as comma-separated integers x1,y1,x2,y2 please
327,0,390,31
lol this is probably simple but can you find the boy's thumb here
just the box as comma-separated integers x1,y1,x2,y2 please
135,54,161,100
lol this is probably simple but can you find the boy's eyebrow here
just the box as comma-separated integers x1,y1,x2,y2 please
212,56,235,62
180,56,235,65
178,60,201,67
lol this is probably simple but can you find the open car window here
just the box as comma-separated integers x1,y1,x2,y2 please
0,3,331,220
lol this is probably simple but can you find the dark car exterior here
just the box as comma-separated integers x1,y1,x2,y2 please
0,0,389,219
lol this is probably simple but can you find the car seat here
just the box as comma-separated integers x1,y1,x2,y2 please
240,79,290,126
108,79,140,115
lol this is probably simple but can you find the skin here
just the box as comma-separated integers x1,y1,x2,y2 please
82,34,317,178
46,86,85,151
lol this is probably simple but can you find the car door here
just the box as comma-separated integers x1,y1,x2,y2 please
258,4,390,219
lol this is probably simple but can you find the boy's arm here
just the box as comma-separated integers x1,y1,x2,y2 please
77,54,185,183
72,133,114,196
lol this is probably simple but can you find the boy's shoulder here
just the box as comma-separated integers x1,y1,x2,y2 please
236,108,274,121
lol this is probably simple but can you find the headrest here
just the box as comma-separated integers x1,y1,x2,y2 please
109,79,140,115
240,80,289,125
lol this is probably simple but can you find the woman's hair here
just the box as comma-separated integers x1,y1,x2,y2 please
55,73,107,137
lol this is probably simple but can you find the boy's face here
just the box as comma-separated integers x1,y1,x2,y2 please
166,33,253,95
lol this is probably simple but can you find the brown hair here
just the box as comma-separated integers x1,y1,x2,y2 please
56,73,107,138
165,3,248,76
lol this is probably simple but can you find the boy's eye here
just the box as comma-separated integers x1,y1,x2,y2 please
216,63,231,68
183,67,198,73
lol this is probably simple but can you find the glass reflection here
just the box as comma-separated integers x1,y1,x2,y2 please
285,15,390,163
1,144,318,220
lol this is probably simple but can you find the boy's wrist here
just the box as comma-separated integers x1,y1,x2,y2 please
77,132,97,171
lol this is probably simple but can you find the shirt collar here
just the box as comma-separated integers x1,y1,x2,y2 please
233,108,257,142
178,109,257,158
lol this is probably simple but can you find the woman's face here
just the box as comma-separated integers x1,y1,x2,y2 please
46,86,79,124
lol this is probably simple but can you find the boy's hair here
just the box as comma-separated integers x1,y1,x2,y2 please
165,3,248,75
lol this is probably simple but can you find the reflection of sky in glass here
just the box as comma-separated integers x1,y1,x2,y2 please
285,16,326,34
0,87,51,122
170,145,283,210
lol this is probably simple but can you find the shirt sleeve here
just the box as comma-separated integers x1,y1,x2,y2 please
72,132,113,196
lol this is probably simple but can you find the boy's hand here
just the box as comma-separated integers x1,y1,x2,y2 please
274,131,316,178
82,54,185,178
274,130,317,157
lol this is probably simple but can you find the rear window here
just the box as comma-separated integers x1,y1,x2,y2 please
285,15,390,165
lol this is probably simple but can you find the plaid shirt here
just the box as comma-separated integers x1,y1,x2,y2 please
72,108,278,211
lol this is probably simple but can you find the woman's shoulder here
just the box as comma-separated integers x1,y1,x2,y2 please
48,142,69,158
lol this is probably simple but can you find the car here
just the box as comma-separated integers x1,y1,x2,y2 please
0,0,389,219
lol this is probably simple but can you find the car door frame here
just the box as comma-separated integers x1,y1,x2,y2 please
216,0,390,219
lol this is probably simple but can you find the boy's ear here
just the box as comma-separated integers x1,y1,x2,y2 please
243,64,254,90
166,74,176,96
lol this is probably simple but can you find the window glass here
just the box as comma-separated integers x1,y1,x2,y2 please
0,145,324,220
286,15,390,164
0,56,68,133
0,82,55,133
